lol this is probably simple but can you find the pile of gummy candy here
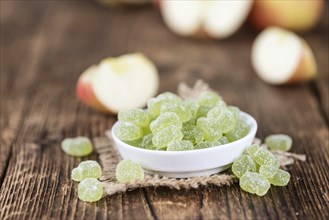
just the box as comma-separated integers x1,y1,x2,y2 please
115,91,249,151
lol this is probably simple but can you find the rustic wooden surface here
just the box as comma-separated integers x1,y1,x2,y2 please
1,1,328,219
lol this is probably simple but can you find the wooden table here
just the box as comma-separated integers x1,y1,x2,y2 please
1,1,328,219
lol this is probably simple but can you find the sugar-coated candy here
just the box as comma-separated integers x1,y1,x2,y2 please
115,122,143,141
196,106,212,118
265,134,292,151
161,103,192,122
61,136,93,157
118,109,150,127
228,106,240,119
225,119,249,142
150,112,182,134
152,125,183,148
115,159,144,183
147,92,182,117
141,134,156,150
182,124,204,144
212,136,229,146
71,167,83,182
167,140,194,151
259,165,290,186
198,91,220,108
232,155,257,178
239,172,271,196
196,117,222,142
71,160,102,182
194,141,213,149
208,106,236,133
78,178,103,202
183,100,199,119
247,144,280,168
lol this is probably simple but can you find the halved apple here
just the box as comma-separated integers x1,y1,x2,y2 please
76,53,159,114
160,0,253,39
251,27,317,85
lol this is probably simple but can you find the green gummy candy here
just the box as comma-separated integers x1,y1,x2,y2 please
239,172,271,196
225,119,249,142
167,140,194,151
194,141,213,149
260,165,290,186
141,134,156,150
198,91,220,108
212,136,229,146
150,112,182,134
147,92,182,117
152,125,183,148
78,178,103,202
71,167,83,182
247,144,280,168
115,159,144,183
161,103,192,122
232,155,257,178
72,160,102,182
118,109,150,127
196,117,222,142
61,136,93,157
182,124,204,144
115,122,143,141
183,100,200,119
208,106,236,133
265,134,292,151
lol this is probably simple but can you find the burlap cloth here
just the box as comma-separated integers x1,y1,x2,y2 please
95,80,306,197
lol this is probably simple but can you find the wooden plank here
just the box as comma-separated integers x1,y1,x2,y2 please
0,1,50,181
0,2,154,220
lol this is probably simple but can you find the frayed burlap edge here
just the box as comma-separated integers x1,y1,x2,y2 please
96,80,306,197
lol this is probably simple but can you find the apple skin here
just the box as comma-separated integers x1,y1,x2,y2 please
76,66,114,114
287,41,317,84
249,0,324,32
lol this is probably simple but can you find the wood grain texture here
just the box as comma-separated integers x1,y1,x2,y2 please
1,1,328,220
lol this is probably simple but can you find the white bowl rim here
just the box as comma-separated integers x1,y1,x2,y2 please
111,111,257,156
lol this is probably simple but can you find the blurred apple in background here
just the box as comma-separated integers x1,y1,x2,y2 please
159,0,253,39
249,0,324,32
76,54,159,114
251,27,317,85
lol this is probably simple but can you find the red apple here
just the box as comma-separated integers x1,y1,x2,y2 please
251,27,317,85
159,0,253,39
249,0,324,32
76,53,159,114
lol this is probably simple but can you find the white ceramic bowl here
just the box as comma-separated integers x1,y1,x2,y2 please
109,112,257,178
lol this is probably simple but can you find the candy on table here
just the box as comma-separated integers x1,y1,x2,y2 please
61,136,93,157
196,117,222,142
247,144,280,168
78,178,104,202
115,159,144,183
150,112,182,134
265,134,293,151
115,122,143,141
167,140,194,151
182,123,204,144
232,155,257,178
118,108,150,127
259,165,290,186
71,160,102,182
152,125,183,149
161,102,192,122
239,171,271,196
